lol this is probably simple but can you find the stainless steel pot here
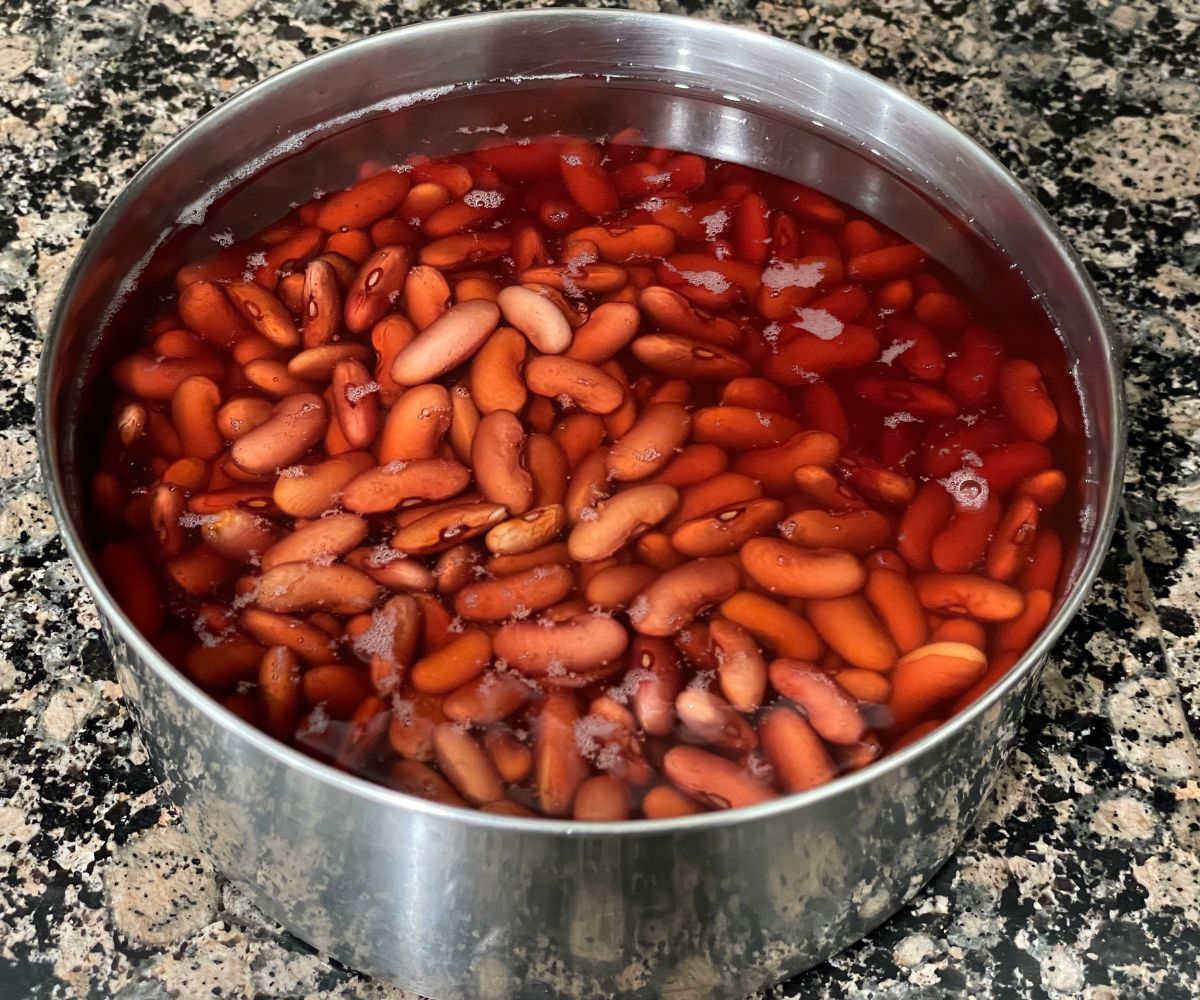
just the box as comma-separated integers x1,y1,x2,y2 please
37,10,1123,998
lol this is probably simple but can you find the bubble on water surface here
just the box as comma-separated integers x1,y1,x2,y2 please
464,189,504,209
939,467,989,510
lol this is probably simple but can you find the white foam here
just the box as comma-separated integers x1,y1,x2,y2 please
794,307,844,341
676,270,730,295
345,381,380,403
878,339,915,366
700,209,729,239
761,259,824,291
352,605,398,661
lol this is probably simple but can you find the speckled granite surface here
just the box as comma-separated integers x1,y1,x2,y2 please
1,0,1198,997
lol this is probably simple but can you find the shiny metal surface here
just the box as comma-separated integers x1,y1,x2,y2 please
37,10,1124,998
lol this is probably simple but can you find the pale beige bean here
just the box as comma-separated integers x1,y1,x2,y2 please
390,300,500,386
230,393,327,475
630,558,741,636
472,410,534,516
567,484,679,562
485,504,567,556
497,284,572,354
255,562,380,614
607,402,691,481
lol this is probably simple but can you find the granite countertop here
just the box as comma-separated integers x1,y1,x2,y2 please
2,0,1198,997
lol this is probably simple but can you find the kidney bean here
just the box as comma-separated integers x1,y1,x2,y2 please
603,402,690,482
630,558,741,637
637,286,741,346
526,356,625,414
390,500,508,555
259,513,367,571
315,171,410,232
732,433,838,495
707,618,766,711
1020,529,1063,593
807,595,898,672
534,691,589,817
779,509,891,555
431,724,504,806
664,746,776,810
887,641,987,731
226,282,300,349
767,660,866,745
472,410,534,515
572,775,631,821
390,758,466,807
178,280,250,348
632,334,751,381
494,613,629,681
389,299,500,386
974,441,1053,494
411,630,492,694
568,484,679,562
484,504,565,557
985,496,1040,582
864,567,928,654
762,325,880,385
470,326,528,414
454,564,573,622
930,497,1002,574
341,459,470,515
255,562,380,615
497,284,573,354
739,538,866,599
915,574,1025,621
676,688,757,754
228,393,327,476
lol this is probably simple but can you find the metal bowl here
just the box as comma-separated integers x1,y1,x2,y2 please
37,10,1123,998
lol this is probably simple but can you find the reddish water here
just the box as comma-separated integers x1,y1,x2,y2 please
86,130,1080,819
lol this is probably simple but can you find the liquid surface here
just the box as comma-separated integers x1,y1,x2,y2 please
88,129,1075,820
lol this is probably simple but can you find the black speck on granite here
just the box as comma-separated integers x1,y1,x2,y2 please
1,0,1198,997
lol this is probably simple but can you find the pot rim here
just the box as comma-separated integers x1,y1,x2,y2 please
36,7,1125,837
